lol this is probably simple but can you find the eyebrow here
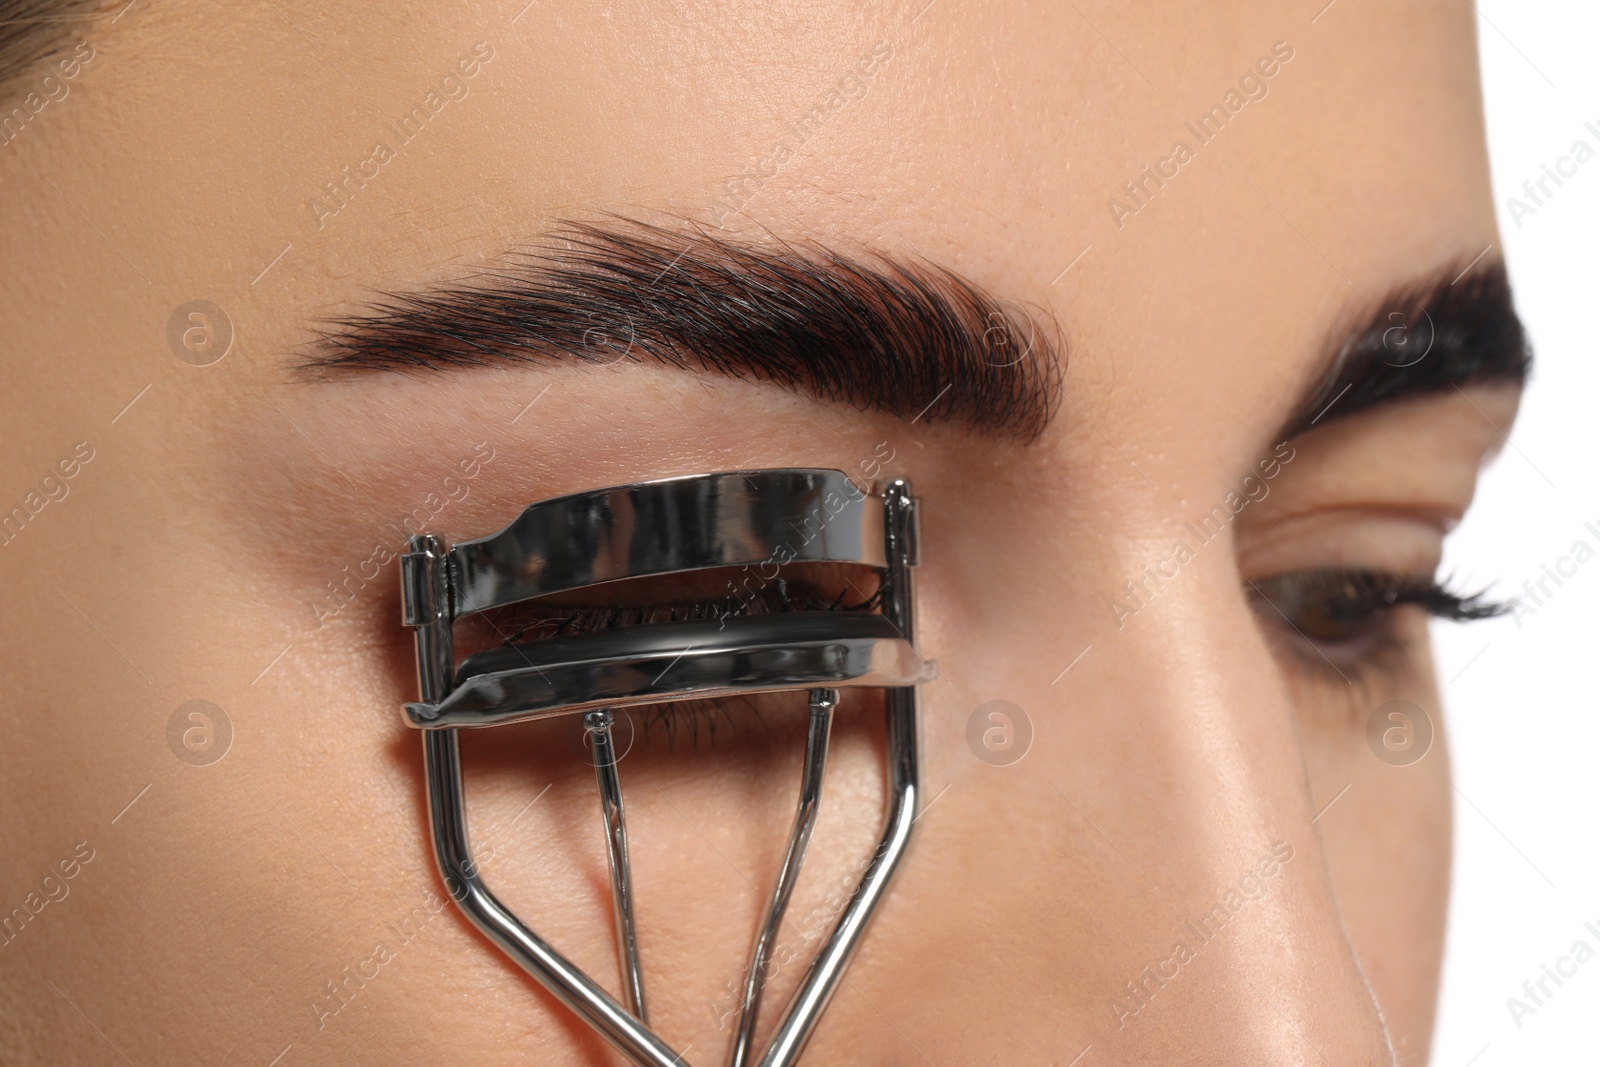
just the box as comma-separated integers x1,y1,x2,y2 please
307,221,1529,448
0,0,100,89
304,218,1063,441
1280,260,1531,439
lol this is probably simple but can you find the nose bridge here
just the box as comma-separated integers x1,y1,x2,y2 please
1114,619,1391,1060
944,529,1398,1062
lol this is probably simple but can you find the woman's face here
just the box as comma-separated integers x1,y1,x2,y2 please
1,1,1525,1063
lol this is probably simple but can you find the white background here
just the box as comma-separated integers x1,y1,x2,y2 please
1433,1,1599,1063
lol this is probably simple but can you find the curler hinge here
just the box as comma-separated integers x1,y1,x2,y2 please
401,536,452,628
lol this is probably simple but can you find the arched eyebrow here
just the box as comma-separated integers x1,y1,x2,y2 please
1281,260,1531,439
0,0,102,90
302,218,1064,441
303,222,1527,447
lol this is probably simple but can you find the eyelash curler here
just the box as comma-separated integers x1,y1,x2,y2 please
399,468,929,1066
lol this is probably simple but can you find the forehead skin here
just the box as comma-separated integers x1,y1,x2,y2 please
0,1,1498,1065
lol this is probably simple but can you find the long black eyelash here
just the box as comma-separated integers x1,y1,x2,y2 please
1251,567,1509,692
497,580,886,646
489,580,887,748
633,694,777,748
1324,568,1510,622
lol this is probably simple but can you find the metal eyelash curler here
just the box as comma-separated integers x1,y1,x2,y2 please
399,469,928,1067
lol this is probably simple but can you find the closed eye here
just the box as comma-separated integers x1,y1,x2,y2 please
1248,567,1507,686
454,567,885,748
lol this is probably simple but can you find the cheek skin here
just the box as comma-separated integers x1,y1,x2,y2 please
1291,618,1453,1056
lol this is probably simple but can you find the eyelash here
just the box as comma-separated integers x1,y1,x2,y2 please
493,578,882,645
481,580,879,749
1248,567,1508,686
487,566,1504,733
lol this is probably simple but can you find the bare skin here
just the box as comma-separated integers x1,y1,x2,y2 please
0,1,1520,1064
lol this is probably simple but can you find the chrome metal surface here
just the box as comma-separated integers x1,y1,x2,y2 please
586,708,648,1022
407,613,931,729
729,688,837,1067
754,479,921,1067
410,531,686,1065
401,471,926,1067
449,469,885,615
403,536,455,702
423,730,688,1067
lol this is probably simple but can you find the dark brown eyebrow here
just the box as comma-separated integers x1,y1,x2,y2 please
1281,260,1531,439
303,218,1064,442
0,0,102,90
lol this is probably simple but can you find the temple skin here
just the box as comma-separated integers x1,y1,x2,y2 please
0,1,1520,1064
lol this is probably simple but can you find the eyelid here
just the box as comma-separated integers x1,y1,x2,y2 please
1235,389,1516,561
1236,508,1447,583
